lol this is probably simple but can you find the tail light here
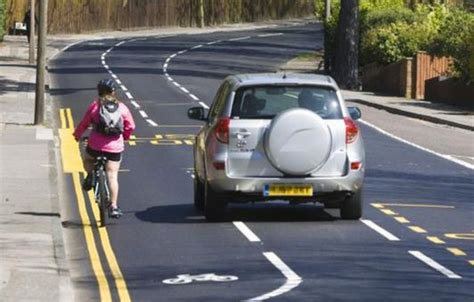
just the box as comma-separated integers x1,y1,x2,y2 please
344,117,359,144
351,161,362,170
215,117,230,144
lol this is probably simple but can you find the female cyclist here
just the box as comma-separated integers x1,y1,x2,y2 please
73,79,135,218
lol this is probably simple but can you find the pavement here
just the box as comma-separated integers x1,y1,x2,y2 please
0,21,472,302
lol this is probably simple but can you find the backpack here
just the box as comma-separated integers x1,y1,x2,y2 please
95,98,124,136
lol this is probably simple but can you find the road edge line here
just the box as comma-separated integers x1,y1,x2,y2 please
359,119,474,170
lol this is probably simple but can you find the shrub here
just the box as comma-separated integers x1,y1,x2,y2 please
361,7,417,33
428,8,474,81
0,0,5,41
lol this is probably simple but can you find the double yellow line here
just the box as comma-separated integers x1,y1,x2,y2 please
59,108,131,302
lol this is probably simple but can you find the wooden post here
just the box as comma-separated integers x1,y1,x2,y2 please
29,0,35,64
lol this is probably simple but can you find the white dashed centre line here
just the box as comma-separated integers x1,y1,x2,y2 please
233,222,261,242
360,219,400,241
409,251,462,279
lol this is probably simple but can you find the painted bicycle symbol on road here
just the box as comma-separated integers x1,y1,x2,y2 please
163,273,239,285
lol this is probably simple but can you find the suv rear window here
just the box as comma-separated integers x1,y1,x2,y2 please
231,85,342,119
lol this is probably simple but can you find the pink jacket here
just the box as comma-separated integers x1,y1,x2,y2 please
73,99,135,153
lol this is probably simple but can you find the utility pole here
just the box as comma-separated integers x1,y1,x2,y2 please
29,0,35,64
34,0,47,125
323,0,331,74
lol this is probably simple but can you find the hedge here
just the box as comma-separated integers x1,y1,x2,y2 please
0,0,5,41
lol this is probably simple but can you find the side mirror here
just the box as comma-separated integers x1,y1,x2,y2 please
187,106,207,121
348,106,362,120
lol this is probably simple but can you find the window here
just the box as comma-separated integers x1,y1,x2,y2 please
208,81,231,123
231,85,342,119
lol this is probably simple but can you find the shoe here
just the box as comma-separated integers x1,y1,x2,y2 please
82,174,93,191
110,207,123,219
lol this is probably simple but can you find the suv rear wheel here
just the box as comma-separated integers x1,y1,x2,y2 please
204,182,227,222
340,189,363,220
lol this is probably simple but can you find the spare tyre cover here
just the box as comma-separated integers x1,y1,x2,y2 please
264,108,332,175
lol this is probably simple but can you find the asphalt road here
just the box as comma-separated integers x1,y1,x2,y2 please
49,22,474,301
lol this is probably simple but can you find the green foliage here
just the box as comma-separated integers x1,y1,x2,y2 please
361,7,417,33
428,8,474,80
0,0,5,41
361,20,434,64
360,0,405,11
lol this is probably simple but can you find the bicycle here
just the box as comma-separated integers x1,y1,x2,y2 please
81,137,111,227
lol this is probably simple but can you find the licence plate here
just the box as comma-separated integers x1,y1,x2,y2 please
263,184,313,197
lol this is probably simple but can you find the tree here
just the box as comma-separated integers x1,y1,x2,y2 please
332,0,359,90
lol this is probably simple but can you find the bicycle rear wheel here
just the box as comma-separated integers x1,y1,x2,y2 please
97,171,108,227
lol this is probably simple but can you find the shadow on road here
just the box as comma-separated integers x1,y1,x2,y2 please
135,203,337,223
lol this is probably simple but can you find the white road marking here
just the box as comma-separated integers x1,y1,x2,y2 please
199,102,209,109
130,101,140,108
246,252,302,301
172,82,181,88
233,222,261,242
189,94,199,101
360,219,400,241
229,36,251,41
146,119,158,127
111,73,117,79
191,44,203,50
125,92,133,99
258,33,284,38
163,63,168,69
206,40,222,45
120,85,128,91
103,64,109,69
409,251,462,279
177,50,187,55
115,79,122,85
169,53,177,59
180,87,190,93
360,120,474,170
139,110,148,118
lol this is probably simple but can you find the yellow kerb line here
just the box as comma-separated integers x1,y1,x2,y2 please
60,109,67,129
446,248,466,256
427,236,445,244
72,173,112,302
86,189,131,302
66,108,75,128
409,226,427,233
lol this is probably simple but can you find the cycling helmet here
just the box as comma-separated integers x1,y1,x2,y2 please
97,79,116,96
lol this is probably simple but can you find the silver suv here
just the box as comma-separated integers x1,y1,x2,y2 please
188,73,365,221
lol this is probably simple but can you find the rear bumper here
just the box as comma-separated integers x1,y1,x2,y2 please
207,169,364,195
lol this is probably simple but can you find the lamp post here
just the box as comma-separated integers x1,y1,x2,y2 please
34,0,47,125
